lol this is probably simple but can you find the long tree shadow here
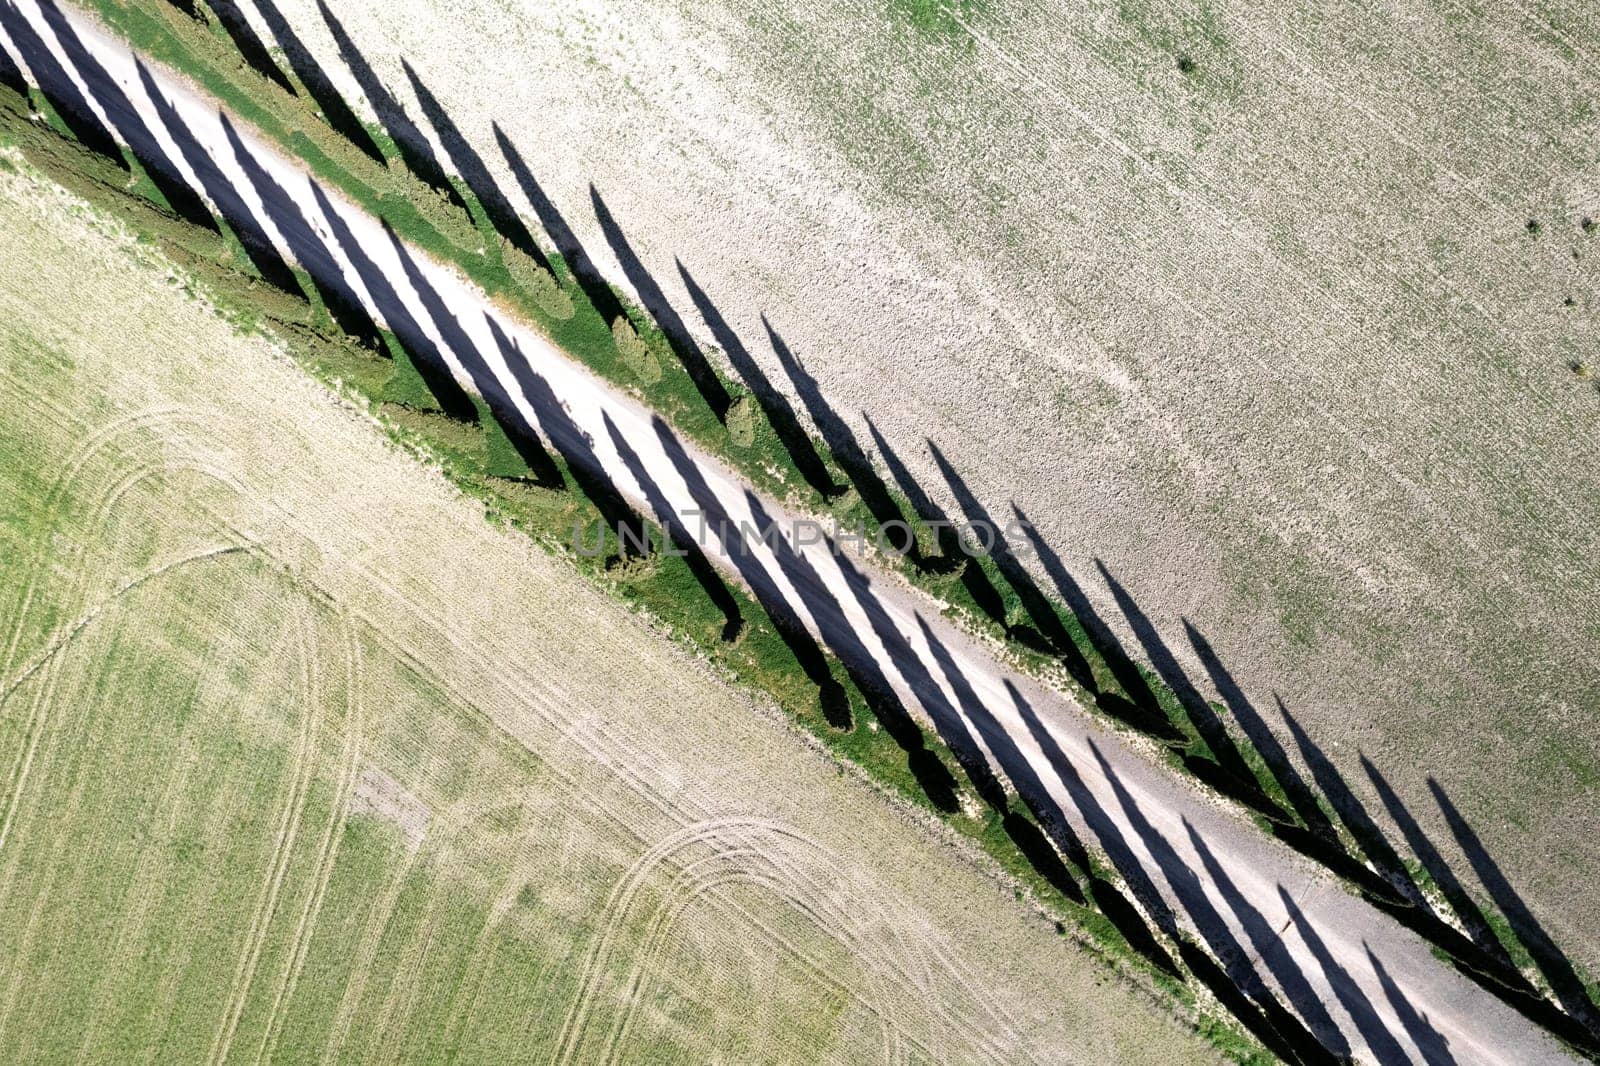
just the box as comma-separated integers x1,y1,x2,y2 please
1365,943,1453,1066
1363,756,1522,970
601,411,743,641
200,0,297,97
1093,744,1338,1064
33,16,1600,1053
929,440,1087,663
678,263,841,500
34,0,215,230
401,58,554,274
591,186,732,420
1182,821,1350,1056
250,0,385,165
862,420,1011,629
1011,507,1178,728
1097,561,1291,824
765,317,918,557
738,486,960,803
858,416,961,574
493,124,626,327
0,0,125,165
134,59,302,296
648,415,850,726
1432,778,1600,1043
1275,886,1410,1064
1186,620,1339,843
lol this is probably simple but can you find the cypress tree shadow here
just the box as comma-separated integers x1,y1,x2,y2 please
765,315,917,556
1432,778,1600,1044
401,59,553,273
648,417,849,725
305,180,479,420
1092,741,1335,1063
601,411,743,641
1012,507,1169,715
914,615,1016,813
0,0,125,165
928,440,1086,662
1278,697,1424,908
862,420,1014,636
1186,620,1338,842
0,32,23,97
1005,682,1182,977
1362,756,1521,970
219,112,387,327
134,59,303,297
309,0,445,176
1276,887,1410,1064
1183,820,1351,1056
493,124,626,327
786,524,966,811
678,262,841,499
251,0,385,166
1365,944,1454,1066
370,220,486,423
1097,562,1288,824
858,416,962,575
590,186,732,420
200,0,297,97
35,0,216,231
739,487,961,790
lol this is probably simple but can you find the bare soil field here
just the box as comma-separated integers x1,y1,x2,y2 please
242,0,1600,972
0,161,1217,1062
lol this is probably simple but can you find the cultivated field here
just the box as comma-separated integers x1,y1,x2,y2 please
243,0,1600,972
0,162,1217,1063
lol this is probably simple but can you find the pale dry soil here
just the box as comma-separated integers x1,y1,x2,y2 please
248,0,1600,968
0,163,1214,1063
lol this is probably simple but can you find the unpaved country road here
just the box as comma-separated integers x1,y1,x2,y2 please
0,3,1580,1061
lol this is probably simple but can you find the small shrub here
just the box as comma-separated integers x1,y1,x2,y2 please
726,393,756,448
1526,218,1541,237
1176,54,1197,75
611,315,661,385
1582,216,1595,233
1571,361,1593,381
501,236,573,320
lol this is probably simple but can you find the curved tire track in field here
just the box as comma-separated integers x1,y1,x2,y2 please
253,615,365,1066
0,407,264,1052
207,597,336,1066
555,815,1014,1066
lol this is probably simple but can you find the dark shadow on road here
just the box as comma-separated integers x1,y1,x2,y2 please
35,0,215,230
134,59,302,296
649,416,851,727
602,411,743,641
0,0,124,164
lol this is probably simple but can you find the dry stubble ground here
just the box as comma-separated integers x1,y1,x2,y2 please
0,160,1219,1062
247,0,1600,971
